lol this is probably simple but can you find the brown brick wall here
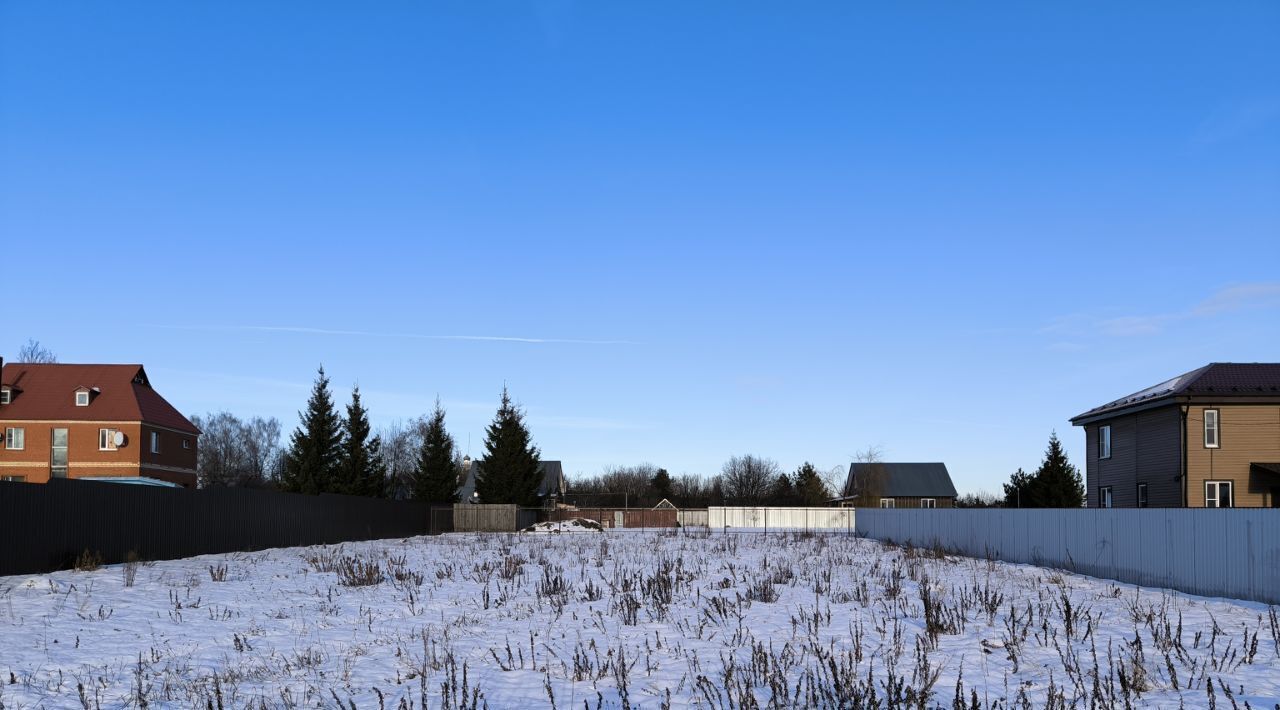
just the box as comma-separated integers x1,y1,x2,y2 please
0,421,196,487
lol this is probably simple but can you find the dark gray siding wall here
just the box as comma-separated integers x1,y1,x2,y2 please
1084,406,1182,507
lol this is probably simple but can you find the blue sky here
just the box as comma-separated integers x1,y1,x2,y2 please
2,2,1278,493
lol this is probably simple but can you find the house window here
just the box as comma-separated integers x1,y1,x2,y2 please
99,428,119,451
182,438,191,450
4,428,24,451
0,389,10,404
879,498,896,508
150,431,161,454
75,391,90,407
50,428,68,478
1205,480,1233,508
1204,410,1220,448
0,476,25,482
1100,486,1113,508
1098,425,1112,459
920,498,936,509
1137,483,1148,508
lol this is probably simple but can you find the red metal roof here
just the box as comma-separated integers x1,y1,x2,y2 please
0,363,201,434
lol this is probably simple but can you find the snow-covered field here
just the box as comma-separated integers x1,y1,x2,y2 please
2,531,1278,708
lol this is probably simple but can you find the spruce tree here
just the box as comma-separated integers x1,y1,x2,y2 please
281,367,344,494
650,468,674,502
1002,468,1034,508
413,398,458,504
1028,432,1085,507
769,472,797,506
336,386,387,497
793,462,830,506
475,386,542,505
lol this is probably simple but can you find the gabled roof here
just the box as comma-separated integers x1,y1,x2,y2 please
1070,363,1280,425
0,363,200,435
841,462,958,499
458,460,566,502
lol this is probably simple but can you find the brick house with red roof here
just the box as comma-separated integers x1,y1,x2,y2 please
1,362,200,487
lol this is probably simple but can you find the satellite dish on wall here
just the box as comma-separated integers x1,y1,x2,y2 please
113,431,127,447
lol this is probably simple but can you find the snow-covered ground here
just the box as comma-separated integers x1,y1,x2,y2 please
1,531,1277,708
522,518,605,533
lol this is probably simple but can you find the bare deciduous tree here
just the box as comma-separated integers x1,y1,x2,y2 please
570,463,661,506
378,417,431,499
190,412,283,488
671,473,708,502
821,464,849,502
601,463,657,501
719,455,780,505
243,417,283,483
16,339,57,363
848,445,887,507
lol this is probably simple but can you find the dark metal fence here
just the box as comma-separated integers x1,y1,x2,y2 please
0,479,446,577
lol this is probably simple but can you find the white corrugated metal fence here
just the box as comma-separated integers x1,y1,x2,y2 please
855,508,1280,605
708,506,855,531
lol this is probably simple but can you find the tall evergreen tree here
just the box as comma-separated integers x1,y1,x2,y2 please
1028,432,1085,507
650,468,674,502
793,462,830,506
1000,433,1085,508
281,367,344,494
1002,468,1034,508
336,386,387,497
413,398,458,504
769,472,797,505
474,387,542,505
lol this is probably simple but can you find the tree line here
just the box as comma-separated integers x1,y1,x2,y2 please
564,457,838,509
18,339,1088,509
194,367,546,506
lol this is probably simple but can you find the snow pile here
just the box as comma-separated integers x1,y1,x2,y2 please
0,532,1277,707
521,518,604,533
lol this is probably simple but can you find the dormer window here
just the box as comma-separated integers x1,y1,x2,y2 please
0,388,10,405
75,390,90,406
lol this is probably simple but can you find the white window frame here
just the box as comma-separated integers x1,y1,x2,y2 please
182,438,191,450
1204,409,1220,448
879,498,896,508
99,428,118,451
1205,480,1233,508
0,389,10,404
75,390,90,407
1098,425,1112,460
1100,486,1113,509
1137,483,1148,508
150,431,161,454
920,498,936,508
4,427,24,451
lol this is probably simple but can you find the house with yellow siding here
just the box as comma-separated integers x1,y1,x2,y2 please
1071,363,1280,508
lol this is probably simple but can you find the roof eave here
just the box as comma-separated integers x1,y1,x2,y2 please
1070,396,1177,426
1071,392,1280,426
